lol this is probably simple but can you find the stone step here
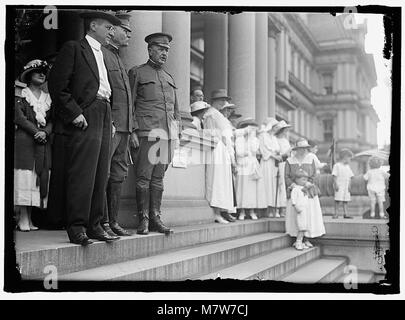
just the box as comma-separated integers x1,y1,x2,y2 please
16,219,280,279
59,233,291,281
334,270,376,284
280,257,348,283
198,246,320,280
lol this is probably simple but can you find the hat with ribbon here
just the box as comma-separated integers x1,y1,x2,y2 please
79,10,122,26
19,59,49,83
263,117,279,132
190,101,211,115
219,101,236,111
145,32,172,49
292,138,312,150
237,117,259,129
211,89,231,101
273,120,292,134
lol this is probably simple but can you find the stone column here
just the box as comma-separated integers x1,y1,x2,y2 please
204,13,228,100
306,65,311,89
364,115,370,143
162,11,191,113
268,30,277,117
300,58,305,83
229,12,256,118
344,109,352,139
300,109,306,137
337,111,344,140
276,28,285,82
285,31,291,83
120,11,163,71
255,12,268,123
293,51,299,77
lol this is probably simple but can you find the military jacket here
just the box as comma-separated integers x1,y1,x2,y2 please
102,44,134,133
128,60,181,140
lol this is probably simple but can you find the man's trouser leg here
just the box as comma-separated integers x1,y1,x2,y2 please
149,139,173,234
65,99,111,240
105,132,132,236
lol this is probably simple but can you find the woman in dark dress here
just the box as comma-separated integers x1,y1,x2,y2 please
14,60,52,231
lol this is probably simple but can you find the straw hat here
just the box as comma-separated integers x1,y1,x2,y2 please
190,101,210,115
236,117,259,129
292,138,312,150
273,120,292,134
263,117,279,132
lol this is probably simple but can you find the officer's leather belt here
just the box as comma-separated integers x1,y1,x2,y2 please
95,95,110,103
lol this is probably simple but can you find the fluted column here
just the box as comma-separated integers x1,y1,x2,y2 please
204,13,228,100
121,11,163,71
229,12,256,119
276,28,285,82
255,12,268,123
162,11,191,113
268,30,277,117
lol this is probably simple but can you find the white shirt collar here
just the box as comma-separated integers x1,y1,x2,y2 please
85,34,101,51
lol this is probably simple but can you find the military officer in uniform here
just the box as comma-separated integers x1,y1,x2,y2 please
128,32,181,235
101,12,137,237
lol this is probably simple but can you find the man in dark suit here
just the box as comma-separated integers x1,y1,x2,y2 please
48,10,121,245
128,33,181,235
101,12,138,237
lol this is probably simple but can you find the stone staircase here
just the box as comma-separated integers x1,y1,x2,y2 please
15,218,379,283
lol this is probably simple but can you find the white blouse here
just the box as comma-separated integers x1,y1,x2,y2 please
21,87,51,127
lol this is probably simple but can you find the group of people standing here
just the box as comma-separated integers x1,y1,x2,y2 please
14,10,179,245
189,89,326,250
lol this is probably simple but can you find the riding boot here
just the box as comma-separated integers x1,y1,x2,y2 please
108,181,132,236
149,188,173,234
136,188,150,235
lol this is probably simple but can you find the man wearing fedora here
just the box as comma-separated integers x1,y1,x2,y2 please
100,11,137,237
210,88,231,111
48,10,121,245
128,32,181,235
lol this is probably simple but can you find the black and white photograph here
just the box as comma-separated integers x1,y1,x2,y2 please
1,0,402,301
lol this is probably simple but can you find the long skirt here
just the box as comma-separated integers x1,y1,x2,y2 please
256,163,267,209
236,173,258,209
276,162,287,208
285,196,325,238
206,140,235,212
261,157,278,207
14,169,48,208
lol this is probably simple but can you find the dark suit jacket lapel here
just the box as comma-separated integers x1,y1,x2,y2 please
80,38,99,82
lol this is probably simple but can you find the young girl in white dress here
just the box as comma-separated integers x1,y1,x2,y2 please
332,148,354,219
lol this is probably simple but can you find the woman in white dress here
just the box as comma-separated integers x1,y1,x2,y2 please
258,117,283,217
234,118,264,220
14,60,52,231
273,120,293,217
190,101,236,224
285,139,326,248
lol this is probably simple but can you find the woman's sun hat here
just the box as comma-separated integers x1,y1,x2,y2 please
263,117,279,132
190,101,211,115
236,117,259,129
273,120,292,134
292,138,312,150
20,59,49,84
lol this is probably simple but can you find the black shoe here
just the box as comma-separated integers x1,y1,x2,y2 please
221,212,236,222
70,233,94,246
343,215,353,219
87,230,120,243
102,223,118,237
110,222,132,236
